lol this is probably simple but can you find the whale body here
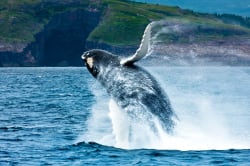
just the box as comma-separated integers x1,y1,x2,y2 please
81,22,175,132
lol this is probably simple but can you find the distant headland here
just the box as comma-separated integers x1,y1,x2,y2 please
0,0,250,66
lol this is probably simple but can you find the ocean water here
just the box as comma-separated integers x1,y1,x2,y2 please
0,67,250,165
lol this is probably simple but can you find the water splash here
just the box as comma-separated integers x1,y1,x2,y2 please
108,99,167,149
78,67,250,150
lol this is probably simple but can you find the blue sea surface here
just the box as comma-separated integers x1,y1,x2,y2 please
0,67,250,165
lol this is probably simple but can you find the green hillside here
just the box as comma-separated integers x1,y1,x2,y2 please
0,0,250,46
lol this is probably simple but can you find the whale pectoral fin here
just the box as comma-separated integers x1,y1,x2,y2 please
120,22,153,66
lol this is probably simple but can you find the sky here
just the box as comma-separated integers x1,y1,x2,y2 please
134,0,250,17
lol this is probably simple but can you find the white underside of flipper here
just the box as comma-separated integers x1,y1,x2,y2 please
120,22,153,65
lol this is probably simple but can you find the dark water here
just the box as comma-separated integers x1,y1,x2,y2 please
0,67,249,165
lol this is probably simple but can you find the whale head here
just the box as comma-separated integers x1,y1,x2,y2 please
81,49,119,78
81,22,154,78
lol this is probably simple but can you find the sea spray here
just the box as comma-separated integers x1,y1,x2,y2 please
108,99,130,148
75,81,113,145
108,99,168,149
77,78,171,149
78,67,250,150
149,67,250,150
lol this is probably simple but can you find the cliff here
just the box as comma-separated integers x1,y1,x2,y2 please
0,0,250,66
144,19,250,66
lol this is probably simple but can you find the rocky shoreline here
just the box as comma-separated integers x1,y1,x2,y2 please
1,40,250,67
1,1,250,67
141,41,250,66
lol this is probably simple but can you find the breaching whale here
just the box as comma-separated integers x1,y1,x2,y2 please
81,22,175,132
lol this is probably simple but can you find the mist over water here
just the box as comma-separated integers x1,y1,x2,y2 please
78,67,250,150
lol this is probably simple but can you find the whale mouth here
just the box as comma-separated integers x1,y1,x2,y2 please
81,51,90,61
81,54,86,60
81,52,88,66
81,52,90,67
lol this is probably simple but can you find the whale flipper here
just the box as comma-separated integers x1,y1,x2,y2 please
120,22,153,65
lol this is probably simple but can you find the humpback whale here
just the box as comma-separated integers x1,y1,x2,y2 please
81,22,175,132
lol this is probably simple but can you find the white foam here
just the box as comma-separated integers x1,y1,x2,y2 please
78,67,250,150
105,97,249,150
